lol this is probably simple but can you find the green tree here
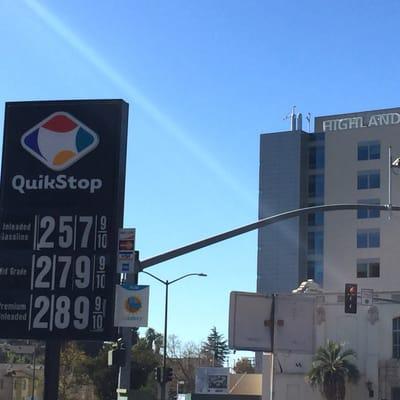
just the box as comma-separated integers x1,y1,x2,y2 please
233,357,255,374
59,342,92,400
307,340,360,400
201,327,229,367
83,345,119,400
131,330,161,392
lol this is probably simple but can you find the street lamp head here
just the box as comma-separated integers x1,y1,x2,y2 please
198,273,207,277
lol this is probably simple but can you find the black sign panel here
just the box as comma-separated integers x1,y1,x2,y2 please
0,100,128,340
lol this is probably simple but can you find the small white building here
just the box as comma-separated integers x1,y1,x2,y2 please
261,289,400,400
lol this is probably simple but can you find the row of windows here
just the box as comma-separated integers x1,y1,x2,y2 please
308,140,381,170
308,229,381,252
309,171,380,197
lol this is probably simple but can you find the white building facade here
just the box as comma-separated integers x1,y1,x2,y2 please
261,291,400,400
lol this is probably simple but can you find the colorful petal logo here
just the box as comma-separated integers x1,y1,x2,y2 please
125,296,142,314
21,112,99,171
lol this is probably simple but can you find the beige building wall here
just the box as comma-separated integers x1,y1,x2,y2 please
323,119,400,291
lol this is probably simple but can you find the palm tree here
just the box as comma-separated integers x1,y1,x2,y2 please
307,340,360,400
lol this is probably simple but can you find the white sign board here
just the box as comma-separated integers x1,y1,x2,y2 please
117,228,135,273
361,288,373,305
114,284,149,327
229,291,272,351
195,367,229,394
274,294,315,354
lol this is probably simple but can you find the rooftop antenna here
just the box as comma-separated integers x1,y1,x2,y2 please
283,106,297,131
306,112,311,132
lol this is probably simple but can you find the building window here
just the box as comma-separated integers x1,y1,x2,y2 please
357,259,380,278
309,146,325,169
357,229,380,248
357,170,380,189
308,231,323,255
358,141,380,160
307,260,323,284
357,199,380,219
393,317,400,359
308,212,324,226
308,175,324,197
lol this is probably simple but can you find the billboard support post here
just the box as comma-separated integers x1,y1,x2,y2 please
43,340,61,400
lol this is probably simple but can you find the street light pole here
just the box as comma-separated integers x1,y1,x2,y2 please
141,271,207,400
163,280,169,399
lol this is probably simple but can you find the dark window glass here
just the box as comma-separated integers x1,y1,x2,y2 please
357,230,380,248
308,231,323,255
370,143,380,159
370,262,380,277
358,174,369,189
307,260,323,284
370,231,380,247
370,173,380,188
308,211,324,226
309,146,325,169
357,171,380,189
356,262,368,277
357,199,380,219
357,232,368,248
309,175,324,197
358,141,380,160
357,260,380,278
393,317,400,359
358,145,369,160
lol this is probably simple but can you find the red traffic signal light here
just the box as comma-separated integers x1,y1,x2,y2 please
345,283,358,314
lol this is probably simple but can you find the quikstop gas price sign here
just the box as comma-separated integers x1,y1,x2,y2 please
0,100,128,340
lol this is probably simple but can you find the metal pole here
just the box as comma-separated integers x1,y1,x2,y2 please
43,340,61,400
139,204,400,269
31,346,36,400
389,146,392,217
161,281,169,400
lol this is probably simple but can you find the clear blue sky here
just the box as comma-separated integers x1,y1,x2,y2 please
1,0,400,360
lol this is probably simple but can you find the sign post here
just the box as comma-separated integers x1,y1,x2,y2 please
0,100,128,399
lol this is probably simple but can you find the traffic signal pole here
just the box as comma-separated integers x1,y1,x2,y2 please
138,204,399,270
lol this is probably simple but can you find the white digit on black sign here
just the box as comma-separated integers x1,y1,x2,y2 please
59,216,73,248
37,216,55,250
74,297,90,329
100,216,107,230
58,256,72,288
94,296,102,311
32,296,50,329
54,296,70,329
97,233,107,249
98,256,106,271
75,256,91,288
93,314,104,330
34,256,52,288
79,216,93,248
96,274,106,289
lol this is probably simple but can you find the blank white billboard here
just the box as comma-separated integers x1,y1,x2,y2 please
274,294,315,353
229,291,272,351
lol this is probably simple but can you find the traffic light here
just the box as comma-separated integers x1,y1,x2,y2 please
345,283,358,314
155,367,162,383
164,367,173,382
107,339,126,367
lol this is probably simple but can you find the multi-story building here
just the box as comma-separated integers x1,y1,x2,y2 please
257,106,400,295
256,107,400,398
